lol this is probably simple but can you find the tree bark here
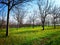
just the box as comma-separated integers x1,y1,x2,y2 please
54,20,56,29
42,22,44,30
42,18,45,30
6,4,10,37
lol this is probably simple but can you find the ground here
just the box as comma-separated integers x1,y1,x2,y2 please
0,26,60,45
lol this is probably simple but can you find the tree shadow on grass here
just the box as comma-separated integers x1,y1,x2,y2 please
44,26,60,30
0,34,6,38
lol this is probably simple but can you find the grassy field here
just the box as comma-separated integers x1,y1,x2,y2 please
0,26,60,45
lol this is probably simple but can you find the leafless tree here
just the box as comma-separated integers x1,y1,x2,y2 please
0,0,31,36
37,0,53,30
57,7,60,25
13,7,26,28
27,10,37,28
51,6,59,29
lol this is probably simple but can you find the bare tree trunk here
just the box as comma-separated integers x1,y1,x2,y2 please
0,22,2,30
20,21,22,27
32,20,34,28
6,5,10,37
42,21,44,30
53,18,56,29
42,18,45,30
54,22,56,29
48,21,49,27
54,19,56,29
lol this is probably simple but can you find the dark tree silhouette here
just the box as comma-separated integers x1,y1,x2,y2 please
0,0,31,37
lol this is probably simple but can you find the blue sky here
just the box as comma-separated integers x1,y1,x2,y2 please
55,0,60,6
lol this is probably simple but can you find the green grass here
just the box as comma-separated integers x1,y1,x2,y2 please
0,26,60,45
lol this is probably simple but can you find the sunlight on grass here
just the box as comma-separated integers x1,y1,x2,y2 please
0,26,60,45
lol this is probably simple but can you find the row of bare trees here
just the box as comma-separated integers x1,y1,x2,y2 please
38,0,60,30
0,0,60,37
13,7,26,28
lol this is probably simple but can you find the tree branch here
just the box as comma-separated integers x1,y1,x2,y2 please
0,2,8,5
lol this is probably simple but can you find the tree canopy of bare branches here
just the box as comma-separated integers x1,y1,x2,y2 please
13,7,27,28
37,0,54,30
